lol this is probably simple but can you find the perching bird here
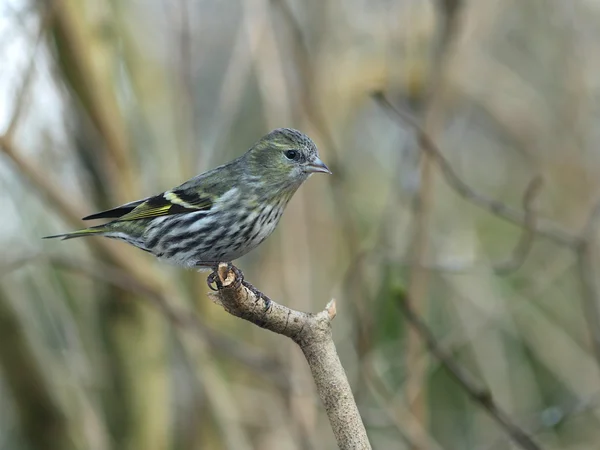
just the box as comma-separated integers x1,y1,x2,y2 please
44,128,331,270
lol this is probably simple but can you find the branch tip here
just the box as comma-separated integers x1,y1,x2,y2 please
207,292,223,306
326,299,337,320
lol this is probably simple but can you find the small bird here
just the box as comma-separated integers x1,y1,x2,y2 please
44,128,331,270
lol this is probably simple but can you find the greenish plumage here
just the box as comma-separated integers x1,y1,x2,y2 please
44,128,330,267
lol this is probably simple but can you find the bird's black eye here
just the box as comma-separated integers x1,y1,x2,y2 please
284,150,300,161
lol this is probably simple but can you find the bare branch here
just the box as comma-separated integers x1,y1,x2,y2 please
575,198,600,369
492,175,542,275
0,287,76,450
411,174,542,275
372,92,579,248
0,135,165,288
338,174,542,292
1,253,288,388
0,135,88,228
576,243,600,369
374,91,600,440
486,391,600,450
208,263,372,450
3,7,52,140
46,256,290,389
395,292,543,450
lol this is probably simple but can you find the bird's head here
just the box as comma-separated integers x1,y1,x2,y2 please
244,128,331,186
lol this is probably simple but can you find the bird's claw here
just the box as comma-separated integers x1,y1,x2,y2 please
206,270,221,291
241,279,272,312
227,263,244,290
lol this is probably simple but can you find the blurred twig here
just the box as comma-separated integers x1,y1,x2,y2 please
375,91,600,376
0,134,92,230
492,175,542,274
352,174,543,275
48,0,137,198
373,92,580,248
0,134,163,288
576,200,600,370
400,12,463,441
394,175,542,275
403,102,435,450
0,288,76,450
433,0,463,61
395,291,543,450
485,391,600,450
1,252,289,388
361,363,444,450
0,18,161,288
47,255,290,389
577,247,600,369
3,5,52,141
209,264,372,450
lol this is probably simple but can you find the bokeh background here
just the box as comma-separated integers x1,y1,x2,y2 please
2,0,600,449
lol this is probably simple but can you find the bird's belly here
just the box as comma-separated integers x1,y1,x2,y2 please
149,205,284,267
210,209,282,263
228,217,279,258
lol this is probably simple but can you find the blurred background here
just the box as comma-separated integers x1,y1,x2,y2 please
2,0,600,449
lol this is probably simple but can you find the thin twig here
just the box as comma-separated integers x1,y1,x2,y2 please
0,134,167,289
492,175,542,274
45,256,289,389
486,393,600,450
576,243,600,369
575,198,600,369
208,264,372,450
373,92,580,248
485,391,600,450
0,287,76,450
0,3,144,278
361,363,445,450
370,174,543,275
0,135,88,227
2,252,286,384
395,291,543,450
49,0,137,197
3,6,53,140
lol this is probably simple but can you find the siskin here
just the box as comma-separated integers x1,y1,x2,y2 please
45,128,331,270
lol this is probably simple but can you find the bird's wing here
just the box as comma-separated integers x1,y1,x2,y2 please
83,189,214,221
82,198,148,220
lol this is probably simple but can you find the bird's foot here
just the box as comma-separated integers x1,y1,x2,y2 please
241,279,272,312
206,268,221,291
227,263,244,290
206,263,271,311
207,262,242,291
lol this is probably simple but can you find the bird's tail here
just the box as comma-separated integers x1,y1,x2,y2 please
43,226,108,241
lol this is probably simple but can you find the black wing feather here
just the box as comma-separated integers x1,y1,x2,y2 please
82,193,213,221
82,199,146,220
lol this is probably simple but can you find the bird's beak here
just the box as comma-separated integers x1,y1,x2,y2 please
306,157,332,174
